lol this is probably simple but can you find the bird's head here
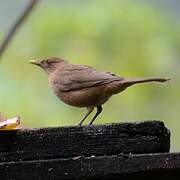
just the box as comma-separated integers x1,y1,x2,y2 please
29,57,67,74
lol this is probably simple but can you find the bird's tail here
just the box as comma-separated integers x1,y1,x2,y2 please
122,77,170,86
105,77,170,95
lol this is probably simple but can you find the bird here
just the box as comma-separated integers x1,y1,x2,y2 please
29,57,169,126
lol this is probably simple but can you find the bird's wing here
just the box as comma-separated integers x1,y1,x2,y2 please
57,65,123,91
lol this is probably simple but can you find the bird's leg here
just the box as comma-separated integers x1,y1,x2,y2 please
78,107,94,126
89,106,102,125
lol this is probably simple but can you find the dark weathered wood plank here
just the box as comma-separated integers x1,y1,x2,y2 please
0,153,180,180
0,121,170,162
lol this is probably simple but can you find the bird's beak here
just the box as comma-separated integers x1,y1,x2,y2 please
29,60,41,66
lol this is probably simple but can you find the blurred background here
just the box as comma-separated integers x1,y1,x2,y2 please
0,0,179,151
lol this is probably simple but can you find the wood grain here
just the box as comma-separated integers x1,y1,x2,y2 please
0,121,170,162
0,153,179,180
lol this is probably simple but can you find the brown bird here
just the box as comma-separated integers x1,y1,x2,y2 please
30,58,169,125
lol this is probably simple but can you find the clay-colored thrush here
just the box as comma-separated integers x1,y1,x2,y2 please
30,58,169,125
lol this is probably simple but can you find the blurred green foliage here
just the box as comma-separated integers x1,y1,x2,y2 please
0,1,179,151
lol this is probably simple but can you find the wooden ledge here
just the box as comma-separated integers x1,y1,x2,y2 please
0,152,180,179
0,121,170,162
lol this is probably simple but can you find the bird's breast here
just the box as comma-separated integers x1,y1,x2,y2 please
51,84,111,107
